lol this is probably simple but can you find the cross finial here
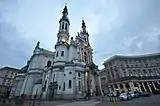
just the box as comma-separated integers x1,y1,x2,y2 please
65,3,67,6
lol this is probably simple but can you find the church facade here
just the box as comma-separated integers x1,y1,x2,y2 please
14,5,99,100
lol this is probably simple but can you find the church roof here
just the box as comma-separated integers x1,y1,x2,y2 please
20,65,28,73
0,66,20,71
39,48,55,56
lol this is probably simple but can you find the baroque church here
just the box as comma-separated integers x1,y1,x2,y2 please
14,5,100,100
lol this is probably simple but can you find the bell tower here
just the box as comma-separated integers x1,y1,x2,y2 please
57,4,70,44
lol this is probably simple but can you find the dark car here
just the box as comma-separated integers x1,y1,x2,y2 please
153,90,160,95
134,91,140,98
139,92,151,97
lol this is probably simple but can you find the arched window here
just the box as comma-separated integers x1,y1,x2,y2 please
47,60,51,67
78,72,81,77
84,52,87,62
69,80,72,88
78,81,81,91
56,51,58,57
65,23,67,30
61,51,64,56
62,22,64,29
84,36,87,42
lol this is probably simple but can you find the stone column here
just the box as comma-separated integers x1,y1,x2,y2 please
122,84,127,92
117,84,121,93
83,72,86,92
142,82,147,92
137,82,142,92
128,82,133,92
129,82,135,92
152,81,157,90
112,85,115,92
147,82,152,92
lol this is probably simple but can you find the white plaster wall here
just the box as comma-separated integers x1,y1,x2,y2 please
54,62,65,66
29,54,53,70
54,71,64,94
54,45,69,62
20,76,28,95
15,78,24,96
76,71,84,93
32,84,42,96
63,66,74,94
42,71,50,99
90,74,96,91
20,74,42,96
68,46,77,61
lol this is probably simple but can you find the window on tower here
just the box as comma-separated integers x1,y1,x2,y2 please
63,82,65,91
84,36,87,42
56,51,58,57
62,22,64,29
84,52,87,62
69,80,72,88
61,51,64,56
65,23,67,30
78,72,81,77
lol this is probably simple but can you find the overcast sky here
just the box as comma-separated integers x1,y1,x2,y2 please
0,0,160,69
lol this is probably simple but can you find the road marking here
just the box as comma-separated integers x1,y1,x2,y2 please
57,101,101,106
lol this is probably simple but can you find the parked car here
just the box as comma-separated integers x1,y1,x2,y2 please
134,91,140,98
153,90,160,95
128,92,135,98
139,92,151,97
119,93,133,101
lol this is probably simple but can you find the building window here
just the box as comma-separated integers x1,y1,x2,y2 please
126,65,129,68
61,51,64,56
78,72,81,77
69,80,72,88
84,36,86,42
56,51,58,57
59,86,61,90
65,23,67,30
63,82,65,91
78,81,81,91
84,52,87,62
47,60,51,67
62,22,64,29
69,72,72,74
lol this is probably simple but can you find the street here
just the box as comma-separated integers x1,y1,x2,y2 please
1,95,160,106
96,95,160,106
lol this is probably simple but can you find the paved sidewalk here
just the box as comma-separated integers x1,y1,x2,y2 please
57,100,101,106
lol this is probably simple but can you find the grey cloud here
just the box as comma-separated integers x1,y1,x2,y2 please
92,0,160,68
0,21,33,68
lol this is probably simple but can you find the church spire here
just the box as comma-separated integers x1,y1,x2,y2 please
62,3,68,18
